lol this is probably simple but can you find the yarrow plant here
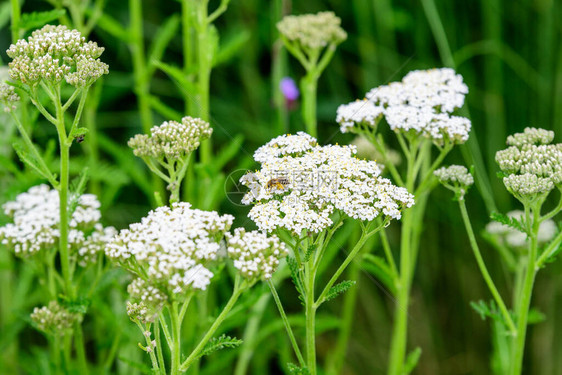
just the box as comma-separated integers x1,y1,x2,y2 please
277,12,347,137
106,202,286,374
240,132,413,374
437,128,562,375
337,67,470,375
128,116,212,203
3,24,109,373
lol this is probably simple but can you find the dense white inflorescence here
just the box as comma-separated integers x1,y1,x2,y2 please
277,11,347,50
338,68,471,146
241,133,414,233
226,228,287,281
0,184,115,264
7,25,108,87
486,210,557,248
336,99,384,133
106,203,234,304
128,116,212,161
496,127,562,199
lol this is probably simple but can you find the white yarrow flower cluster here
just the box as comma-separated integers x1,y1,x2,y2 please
7,25,108,87
106,202,234,302
241,133,414,233
0,184,115,264
496,127,562,199
486,210,557,248
338,68,470,146
336,99,384,133
226,228,287,281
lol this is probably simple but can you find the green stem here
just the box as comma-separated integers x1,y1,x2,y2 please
301,73,318,138
326,258,361,375
170,302,181,375
510,206,540,375
10,0,20,43
267,280,305,366
196,4,212,164
315,228,374,307
74,321,88,375
305,255,317,375
387,207,413,375
536,229,562,268
458,199,516,334
154,321,166,375
55,94,73,297
181,0,193,115
135,321,159,373
179,277,244,371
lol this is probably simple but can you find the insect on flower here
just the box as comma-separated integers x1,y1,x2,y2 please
266,177,290,192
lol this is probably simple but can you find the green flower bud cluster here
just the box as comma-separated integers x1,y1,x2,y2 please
277,11,347,50
30,301,83,336
7,25,108,88
0,82,19,112
434,165,474,187
128,116,212,161
496,127,562,199
434,165,473,199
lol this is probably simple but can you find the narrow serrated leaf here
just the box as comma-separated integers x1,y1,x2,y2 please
490,212,526,233
325,280,356,302
197,334,242,359
287,256,305,305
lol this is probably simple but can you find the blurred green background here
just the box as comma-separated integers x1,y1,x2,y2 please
1,0,562,374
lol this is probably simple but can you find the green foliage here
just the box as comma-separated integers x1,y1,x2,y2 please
287,363,311,375
403,347,422,375
324,280,356,302
19,10,66,32
490,212,526,233
362,254,397,294
471,300,510,327
198,334,243,359
287,256,305,305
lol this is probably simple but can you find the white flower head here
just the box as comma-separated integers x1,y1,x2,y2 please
0,184,114,264
106,202,234,301
241,133,414,234
7,25,108,87
348,68,471,146
336,99,384,134
226,228,287,281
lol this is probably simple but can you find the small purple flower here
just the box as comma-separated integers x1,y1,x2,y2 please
280,77,299,101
